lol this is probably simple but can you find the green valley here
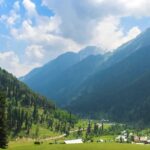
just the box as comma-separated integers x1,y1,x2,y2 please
1,1,150,149
2,142,150,150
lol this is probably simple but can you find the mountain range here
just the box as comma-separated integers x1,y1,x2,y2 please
21,28,150,125
21,46,104,105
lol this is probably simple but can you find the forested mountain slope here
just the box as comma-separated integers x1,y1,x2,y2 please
0,68,77,137
69,45,150,124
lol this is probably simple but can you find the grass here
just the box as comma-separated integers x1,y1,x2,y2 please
75,119,113,129
3,142,150,150
5,119,150,150
12,124,60,139
30,124,59,138
68,119,116,141
12,119,114,140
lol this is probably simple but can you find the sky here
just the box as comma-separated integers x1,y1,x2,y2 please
0,0,150,77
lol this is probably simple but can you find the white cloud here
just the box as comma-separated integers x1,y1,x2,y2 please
1,1,20,26
13,1,20,12
89,0,150,17
41,0,143,49
3,0,148,76
123,26,141,42
91,16,141,50
121,0,150,17
6,11,20,25
13,0,145,52
23,0,37,17
11,16,82,61
11,16,61,43
0,51,40,77
25,45,45,61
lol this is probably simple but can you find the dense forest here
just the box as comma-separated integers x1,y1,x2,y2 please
0,67,77,139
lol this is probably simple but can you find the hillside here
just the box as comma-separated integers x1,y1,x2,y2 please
0,68,77,138
21,52,81,93
21,28,150,125
21,46,104,105
42,54,107,106
67,37,150,125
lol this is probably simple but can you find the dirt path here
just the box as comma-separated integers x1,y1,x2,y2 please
16,129,80,142
43,134,66,141
43,129,79,141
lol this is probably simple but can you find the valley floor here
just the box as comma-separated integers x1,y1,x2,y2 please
3,142,150,150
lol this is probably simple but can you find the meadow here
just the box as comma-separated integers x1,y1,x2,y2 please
3,120,150,150
3,142,150,150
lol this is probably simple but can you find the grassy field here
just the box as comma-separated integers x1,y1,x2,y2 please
4,120,150,150
2,142,150,150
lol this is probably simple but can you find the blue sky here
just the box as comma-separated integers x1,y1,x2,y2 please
0,0,150,77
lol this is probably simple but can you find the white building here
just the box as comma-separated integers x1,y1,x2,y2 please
64,139,83,144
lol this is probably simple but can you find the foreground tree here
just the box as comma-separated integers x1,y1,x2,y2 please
0,92,8,149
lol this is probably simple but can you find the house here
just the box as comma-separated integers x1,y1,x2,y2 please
97,123,102,128
115,130,128,143
140,137,148,144
134,136,140,143
134,136,149,144
147,140,150,144
115,135,127,143
64,139,83,144
140,137,148,143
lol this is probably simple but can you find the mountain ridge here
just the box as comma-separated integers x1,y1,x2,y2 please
21,28,150,124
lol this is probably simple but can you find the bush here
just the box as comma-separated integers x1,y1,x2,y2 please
34,141,41,145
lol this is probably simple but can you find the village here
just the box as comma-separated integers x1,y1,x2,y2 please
115,130,150,145
31,120,150,146
63,130,150,145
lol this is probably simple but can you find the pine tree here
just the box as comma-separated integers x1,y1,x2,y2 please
93,123,99,135
86,120,91,135
101,122,104,131
35,125,39,138
77,126,82,137
33,103,38,123
0,92,8,149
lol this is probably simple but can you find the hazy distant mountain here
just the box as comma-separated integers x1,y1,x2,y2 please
21,46,104,105
44,54,106,106
78,46,103,60
22,28,150,124
21,52,81,93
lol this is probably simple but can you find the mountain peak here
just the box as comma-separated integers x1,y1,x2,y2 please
78,46,103,60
